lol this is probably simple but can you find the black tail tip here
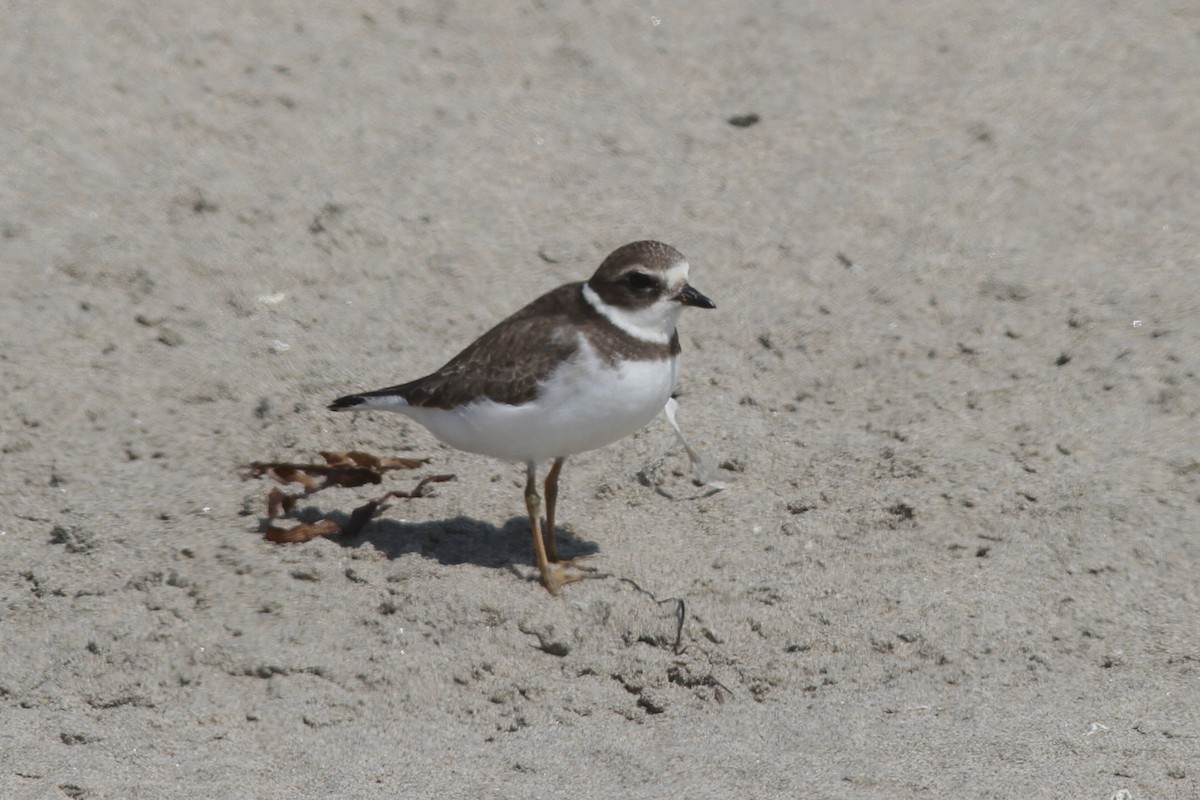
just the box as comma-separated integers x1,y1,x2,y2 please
328,394,366,411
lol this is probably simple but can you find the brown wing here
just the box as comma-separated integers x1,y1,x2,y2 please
355,283,586,409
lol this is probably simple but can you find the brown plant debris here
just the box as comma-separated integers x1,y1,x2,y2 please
243,450,453,544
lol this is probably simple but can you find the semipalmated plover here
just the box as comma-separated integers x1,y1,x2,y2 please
330,240,714,593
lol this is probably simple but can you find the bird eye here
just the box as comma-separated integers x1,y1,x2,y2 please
626,272,656,291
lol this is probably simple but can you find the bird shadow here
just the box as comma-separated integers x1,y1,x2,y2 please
287,504,599,571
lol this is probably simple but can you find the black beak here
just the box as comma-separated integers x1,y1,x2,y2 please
678,283,716,309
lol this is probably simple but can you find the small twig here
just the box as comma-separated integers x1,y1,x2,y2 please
614,575,687,655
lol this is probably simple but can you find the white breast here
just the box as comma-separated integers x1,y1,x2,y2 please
397,337,678,463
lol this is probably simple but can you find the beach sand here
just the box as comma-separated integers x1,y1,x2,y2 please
2,2,1197,797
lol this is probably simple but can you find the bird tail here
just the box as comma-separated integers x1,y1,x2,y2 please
328,390,412,412
328,394,367,411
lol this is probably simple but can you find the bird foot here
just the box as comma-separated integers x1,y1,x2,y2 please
538,559,598,595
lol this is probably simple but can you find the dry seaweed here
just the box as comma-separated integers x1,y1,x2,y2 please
243,450,452,543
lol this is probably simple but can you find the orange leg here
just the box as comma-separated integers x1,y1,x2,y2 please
525,459,591,594
543,457,565,563
524,462,559,594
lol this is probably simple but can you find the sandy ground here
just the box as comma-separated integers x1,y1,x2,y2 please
2,2,1198,798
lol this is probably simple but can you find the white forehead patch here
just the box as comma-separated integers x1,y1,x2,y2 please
663,261,690,290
